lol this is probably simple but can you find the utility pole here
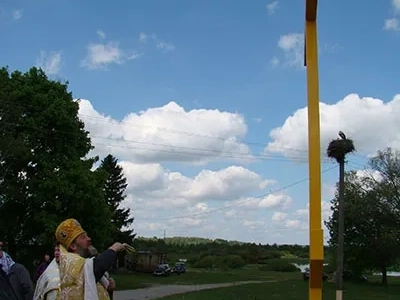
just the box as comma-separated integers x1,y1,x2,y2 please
304,1,323,300
327,132,355,300
336,159,345,300
163,229,166,241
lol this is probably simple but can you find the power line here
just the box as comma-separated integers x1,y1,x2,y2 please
0,119,332,163
139,165,337,222
0,98,282,150
0,99,374,162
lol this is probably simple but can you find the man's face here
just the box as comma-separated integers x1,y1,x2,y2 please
70,233,92,258
54,246,60,262
44,254,50,262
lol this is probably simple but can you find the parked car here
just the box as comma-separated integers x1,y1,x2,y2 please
173,262,186,275
153,264,171,276
302,268,328,281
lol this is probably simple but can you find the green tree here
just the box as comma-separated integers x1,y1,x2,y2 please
325,148,400,285
99,154,135,244
0,67,112,264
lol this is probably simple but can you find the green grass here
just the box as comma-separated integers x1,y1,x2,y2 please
112,268,300,290
112,268,299,290
111,267,400,300
158,280,400,300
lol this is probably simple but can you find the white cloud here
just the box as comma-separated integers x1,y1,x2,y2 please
266,1,279,15
77,99,253,164
288,200,331,232
265,93,400,159
120,162,273,203
270,57,279,67
81,32,141,69
109,160,280,236
75,99,314,243
356,169,383,182
156,42,175,52
272,211,287,222
138,32,175,52
139,32,148,43
244,220,265,230
383,1,400,31
229,193,292,211
285,219,302,229
261,193,292,208
273,34,341,68
393,0,400,12
384,18,400,31
275,33,304,68
96,30,106,39
36,51,62,75
322,183,336,200
354,169,383,191
12,10,22,20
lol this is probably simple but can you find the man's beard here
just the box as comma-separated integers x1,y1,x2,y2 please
76,245,98,258
88,245,98,257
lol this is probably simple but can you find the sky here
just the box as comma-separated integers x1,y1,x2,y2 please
1,0,400,245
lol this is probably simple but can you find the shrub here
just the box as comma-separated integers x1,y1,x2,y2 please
217,255,246,269
192,255,216,269
192,255,246,270
259,259,299,272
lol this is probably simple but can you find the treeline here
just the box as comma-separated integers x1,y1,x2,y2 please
133,236,322,268
326,147,400,285
0,67,134,271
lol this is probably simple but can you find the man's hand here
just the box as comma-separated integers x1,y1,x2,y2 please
109,242,125,252
107,278,115,292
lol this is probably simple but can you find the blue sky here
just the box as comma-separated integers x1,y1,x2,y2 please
1,0,400,244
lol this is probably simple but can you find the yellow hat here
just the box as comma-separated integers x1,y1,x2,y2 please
55,219,86,249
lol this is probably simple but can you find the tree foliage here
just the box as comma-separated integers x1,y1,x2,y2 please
0,67,112,266
133,236,312,269
325,147,400,285
98,154,135,244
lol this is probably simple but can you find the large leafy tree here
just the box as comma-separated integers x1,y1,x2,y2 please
0,67,112,265
98,154,135,244
325,148,400,285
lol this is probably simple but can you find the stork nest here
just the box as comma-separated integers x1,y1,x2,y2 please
327,138,355,162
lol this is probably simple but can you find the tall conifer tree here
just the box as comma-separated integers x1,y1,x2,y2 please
99,154,135,244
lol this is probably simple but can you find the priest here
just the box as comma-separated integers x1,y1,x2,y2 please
55,219,127,300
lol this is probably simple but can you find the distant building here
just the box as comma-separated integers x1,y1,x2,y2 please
135,250,168,272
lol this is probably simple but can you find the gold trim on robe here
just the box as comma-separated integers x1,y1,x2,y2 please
59,245,110,300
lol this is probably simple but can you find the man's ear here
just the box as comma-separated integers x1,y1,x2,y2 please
68,243,77,252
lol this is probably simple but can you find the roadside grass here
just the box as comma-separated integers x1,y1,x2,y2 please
158,279,400,300
112,268,298,290
112,266,400,300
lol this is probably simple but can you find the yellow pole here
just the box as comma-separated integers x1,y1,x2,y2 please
304,1,323,300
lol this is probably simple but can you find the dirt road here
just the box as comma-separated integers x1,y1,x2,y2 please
114,280,270,300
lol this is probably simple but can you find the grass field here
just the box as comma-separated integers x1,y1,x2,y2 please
112,268,298,290
158,280,400,300
112,267,400,299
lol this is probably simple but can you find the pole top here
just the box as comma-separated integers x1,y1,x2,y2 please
305,0,318,21
304,0,318,66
